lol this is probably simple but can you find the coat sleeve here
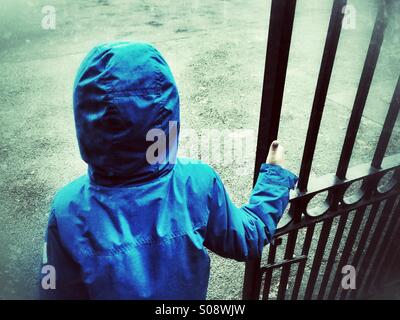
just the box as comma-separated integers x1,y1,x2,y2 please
39,209,89,300
204,163,298,261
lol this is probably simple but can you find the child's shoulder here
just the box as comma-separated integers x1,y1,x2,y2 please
175,157,218,178
51,175,89,214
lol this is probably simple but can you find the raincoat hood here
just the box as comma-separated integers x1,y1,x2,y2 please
73,42,180,186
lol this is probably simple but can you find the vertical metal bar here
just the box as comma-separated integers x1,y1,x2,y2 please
336,2,388,179
344,202,381,299
365,197,400,296
297,0,347,192
253,0,297,181
381,196,400,284
243,0,297,300
385,230,400,285
277,230,299,299
382,220,400,277
352,198,394,298
304,219,334,299
329,168,382,299
347,203,380,269
356,197,397,297
291,224,315,300
261,244,278,300
243,260,262,300
317,213,349,299
371,75,400,169
327,207,366,299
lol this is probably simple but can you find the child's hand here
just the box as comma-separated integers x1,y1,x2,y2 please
266,140,285,167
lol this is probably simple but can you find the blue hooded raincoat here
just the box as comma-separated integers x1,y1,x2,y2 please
40,42,298,300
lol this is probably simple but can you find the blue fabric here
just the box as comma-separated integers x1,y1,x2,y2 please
40,42,298,300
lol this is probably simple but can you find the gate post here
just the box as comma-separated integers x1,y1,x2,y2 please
242,0,296,300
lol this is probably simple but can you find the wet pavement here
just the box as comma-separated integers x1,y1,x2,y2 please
0,0,399,299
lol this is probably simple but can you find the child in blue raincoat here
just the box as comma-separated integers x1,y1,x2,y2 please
40,42,297,299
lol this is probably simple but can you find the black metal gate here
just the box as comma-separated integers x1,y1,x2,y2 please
243,0,400,300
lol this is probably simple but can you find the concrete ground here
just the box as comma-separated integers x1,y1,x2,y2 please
0,0,399,299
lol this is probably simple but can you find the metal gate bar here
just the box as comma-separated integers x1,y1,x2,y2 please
290,224,315,299
276,229,298,299
297,0,347,192
336,1,387,179
261,240,277,300
372,76,400,169
342,202,381,299
368,199,400,291
327,206,366,299
243,0,297,300
382,217,400,286
351,196,400,299
355,197,398,295
303,218,334,299
243,0,400,300
316,212,349,299
253,0,297,181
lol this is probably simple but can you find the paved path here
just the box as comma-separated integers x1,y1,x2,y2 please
0,0,398,299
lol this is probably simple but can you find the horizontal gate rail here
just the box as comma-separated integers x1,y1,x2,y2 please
260,255,307,272
275,162,400,237
287,153,399,202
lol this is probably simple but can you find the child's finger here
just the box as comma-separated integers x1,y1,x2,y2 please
270,140,279,151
